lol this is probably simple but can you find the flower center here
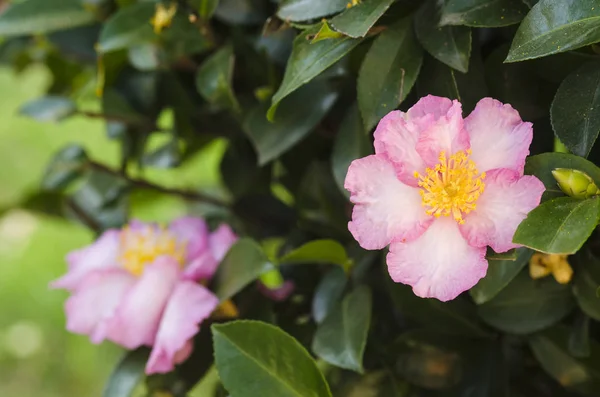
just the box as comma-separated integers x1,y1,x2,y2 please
414,150,486,224
119,225,186,276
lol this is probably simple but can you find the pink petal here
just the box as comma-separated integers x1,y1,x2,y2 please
387,217,488,301
51,230,121,291
345,155,432,250
373,111,427,187
406,95,454,122
169,217,209,262
107,257,180,349
465,98,533,174
145,282,218,374
460,169,545,253
209,224,238,263
415,100,470,167
181,251,218,281
64,269,135,343
258,280,295,302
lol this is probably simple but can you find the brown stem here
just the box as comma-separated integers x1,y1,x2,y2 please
77,111,161,132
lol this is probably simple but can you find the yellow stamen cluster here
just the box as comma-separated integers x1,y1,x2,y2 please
529,253,573,284
119,225,186,276
414,150,486,224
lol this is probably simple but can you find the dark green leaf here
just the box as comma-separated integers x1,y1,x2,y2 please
0,0,95,36
312,286,371,373
142,140,180,168
74,170,129,210
506,0,600,62
525,153,600,200
103,348,149,397
530,325,600,394
127,44,160,71
246,80,338,165
331,103,372,196
329,0,395,38
470,248,533,304
415,0,471,73
485,248,518,261
19,96,76,122
569,313,591,358
269,27,360,119
279,239,352,270
312,267,348,324
195,46,239,111
277,0,347,22
212,238,272,301
212,320,332,397
573,249,600,320
214,0,266,25
551,62,600,157
477,271,574,334
440,0,528,27
357,18,422,130
97,2,156,53
42,145,88,191
513,196,600,254
197,0,220,18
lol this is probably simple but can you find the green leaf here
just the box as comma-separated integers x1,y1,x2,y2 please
97,2,156,53
212,320,332,397
277,0,347,22
415,0,471,73
19,96,76,123
0,0,95,36
195,46,239,111
485,248,517,261
103,348,149,397
477,271,574,334
530,325,600,394
212,238,272,301
197,0,220,18
268,27,361,119
551,62,600,157
142,139,181,169
331,103,372,196
470,248,533,304
440,0,528,27
279,239,352,270
75,170,129,210
357,18,422,130
569,313,591,358
245,80,338,165
513,196,600,254
329,0,395,38
506,0,600,62
42,145,89,191
573,249,600,320
312,286,371,373
312,267,348,324
525,153,600,200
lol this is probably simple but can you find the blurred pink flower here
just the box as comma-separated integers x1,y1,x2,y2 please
51,217,237,374
345,96,544,301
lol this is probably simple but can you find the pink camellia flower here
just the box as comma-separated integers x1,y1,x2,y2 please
51,217,237,374
345,96,545,301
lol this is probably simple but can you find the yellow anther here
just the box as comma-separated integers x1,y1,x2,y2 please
529,253,573,284
346,0,360,8
414,150,486,224
150,2,178,34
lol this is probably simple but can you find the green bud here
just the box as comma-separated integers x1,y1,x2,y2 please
551,168,600,199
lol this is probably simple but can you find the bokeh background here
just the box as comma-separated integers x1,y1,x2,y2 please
0,64,225,397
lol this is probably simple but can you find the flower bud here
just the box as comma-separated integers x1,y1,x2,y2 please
551,168,600,199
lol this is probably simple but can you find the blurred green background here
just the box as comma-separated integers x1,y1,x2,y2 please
0,65,225,397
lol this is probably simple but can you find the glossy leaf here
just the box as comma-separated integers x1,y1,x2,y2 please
195,46,239,111
573,249,600,320
245,81,338,165
279,239,352,270
569,313,591,358
212,238,272,301
212,320,332,397
277,0,347,22
551,62,600,157
312,267,348,324
329,0,395,38
506,0,600,62
525,153,600,200
197,0,220,18
440,0,528,27
42,145,89,191
269,27,360,119
478,271,574,334
0,0,95,36
331,104,372,196
97,2,156,53
513,196,600,254
312,286,372,373
103,348,149,397
415,0,471,73
19,96,76,123
357,18,422,130
470,248,533,304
